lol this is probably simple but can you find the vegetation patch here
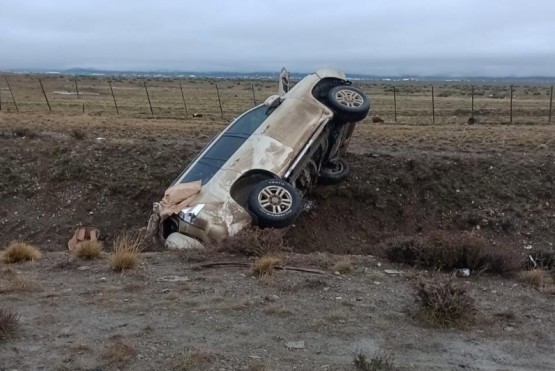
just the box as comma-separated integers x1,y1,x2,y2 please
214,227,286,256
74,240,103,260
353,350,396,371
385,231,520,274
416,276,476,327
0,308,20,341
1,242,42,264
252,253,283,277
110,230,147,271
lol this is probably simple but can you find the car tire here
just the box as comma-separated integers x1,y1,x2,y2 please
319,158,350,185
248,179,302,229
327,85,370,122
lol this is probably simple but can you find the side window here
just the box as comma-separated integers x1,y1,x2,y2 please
178,105,269,185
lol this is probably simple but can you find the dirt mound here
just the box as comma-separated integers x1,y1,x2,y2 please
1,134,553,253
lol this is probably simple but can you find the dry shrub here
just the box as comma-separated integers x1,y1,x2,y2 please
333,256,354,274
353,350,396,371
0,273,40,293
1,242,42,263
518,269,553,289
0,308,20,341
74,240,103,260
416,276,476,327
214,227,286,256
173,349,215,370
252,253,283,277
110,230,147,272
70,128,86,140
385,231,520,274
527,249,555,270
102,341,135,367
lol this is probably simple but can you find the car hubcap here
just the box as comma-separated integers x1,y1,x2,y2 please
258,185,293,214
335,89,364,108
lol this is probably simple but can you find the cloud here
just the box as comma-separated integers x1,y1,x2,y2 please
1,0,554,76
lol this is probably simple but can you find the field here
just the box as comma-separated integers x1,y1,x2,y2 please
1,74,554,370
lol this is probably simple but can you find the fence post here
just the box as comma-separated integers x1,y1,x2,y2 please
509,85,513,124
393,86,397,123
108,81,119,116
471,85,474,118
74,79,80,99
0,79,2,111
215,83,224,119
549,85,553,124
144,82,153,116
251,84,257,106
5,78,18,112
179,82,189,117
431,86,435,124
38,78,52,112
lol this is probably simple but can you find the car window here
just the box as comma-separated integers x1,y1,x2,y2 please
178,105,270,185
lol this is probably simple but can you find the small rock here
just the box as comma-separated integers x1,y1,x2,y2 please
161,289,170,293
77,266,90,271
272,295,279,300
504,326,514,332
285,340,305,350
335,296,342,300
456,268,471,277
99,277,107,282
156,275,189,282
377,262,382,267
524,245,533,250
373,281,381,285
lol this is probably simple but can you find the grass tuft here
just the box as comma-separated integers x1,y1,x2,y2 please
101,341,135,367
252,253,283,278
110,230,147,272
70,128,86,140
173,349,215,370
74,240,103,260
354,350,396,371
0,308,20,341
518,269,553,289
1,241,42,264
214,227,286,256
332,256,354,274
385,231,520,274
416,276,476,327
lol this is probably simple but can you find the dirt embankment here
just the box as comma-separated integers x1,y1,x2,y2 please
1,126,553,254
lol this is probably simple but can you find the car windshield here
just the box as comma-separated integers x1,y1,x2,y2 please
179,105,269,185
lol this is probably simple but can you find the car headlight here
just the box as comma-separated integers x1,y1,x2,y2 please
178,204,205,224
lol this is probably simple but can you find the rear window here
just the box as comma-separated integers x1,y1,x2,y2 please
178,105,269,185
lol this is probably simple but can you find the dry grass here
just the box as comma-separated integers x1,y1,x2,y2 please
0,272,40,294
173,349,215,370
385,231,521,274
0,308,20,341
518,269,554,289
252,253,283,277
74,240,103,260
110,230,147,272
353,350,396,371
1,241,42,263
174,247,207,263
101,341,135,367
332,256,354,274
215,227,286,256
416,276,476,327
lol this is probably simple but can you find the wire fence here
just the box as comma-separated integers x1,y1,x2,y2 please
0,74,553,125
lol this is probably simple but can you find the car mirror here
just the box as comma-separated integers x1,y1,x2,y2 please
264,94,282,109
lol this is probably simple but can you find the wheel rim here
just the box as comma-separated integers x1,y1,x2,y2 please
335,89,364,108
258,185,293,214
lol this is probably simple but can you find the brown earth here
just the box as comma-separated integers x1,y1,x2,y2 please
1,111,554,370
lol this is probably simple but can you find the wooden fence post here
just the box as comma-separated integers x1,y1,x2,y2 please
215,83,224,119
393,86,397,123
0,80,2,111
108,81,119,116
509,85,513,124
431,86,435,124
74,79,80,99
179,82,189,117
144,82,153,116
251,84,257,106
4,78,18,112
549,85,553,124
38,78,52,112
471,85,474,118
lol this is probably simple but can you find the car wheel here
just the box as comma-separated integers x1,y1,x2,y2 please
327,85,370,122
248,179,302,228
319,158,350,185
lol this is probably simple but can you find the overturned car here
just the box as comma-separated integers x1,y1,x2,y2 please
150,69,370,249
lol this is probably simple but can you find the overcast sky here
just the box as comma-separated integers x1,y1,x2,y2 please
1,0,554,76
